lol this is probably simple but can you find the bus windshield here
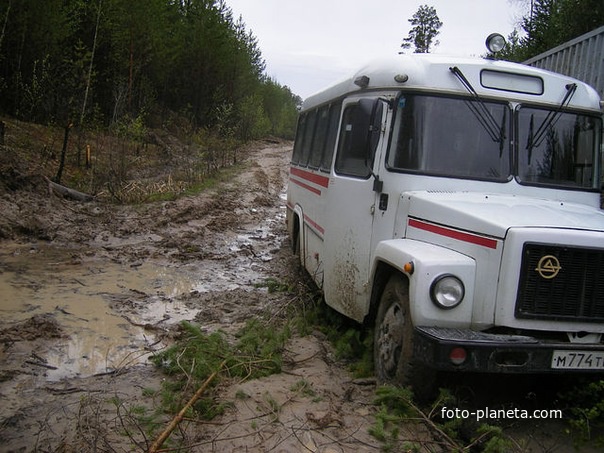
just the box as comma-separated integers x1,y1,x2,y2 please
517,106,601,190
387,95,511,181
387,94,602,190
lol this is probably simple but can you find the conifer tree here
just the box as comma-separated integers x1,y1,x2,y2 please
401,5,443,53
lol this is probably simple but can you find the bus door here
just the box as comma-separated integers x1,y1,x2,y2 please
322,97,386,321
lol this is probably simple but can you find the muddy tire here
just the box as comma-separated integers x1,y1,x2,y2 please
373,274,435,400
293,228,300,256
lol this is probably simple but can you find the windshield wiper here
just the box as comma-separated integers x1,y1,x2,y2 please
526,83,577,153
449,66,506,146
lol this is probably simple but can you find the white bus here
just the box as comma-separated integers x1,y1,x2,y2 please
286,49,604,389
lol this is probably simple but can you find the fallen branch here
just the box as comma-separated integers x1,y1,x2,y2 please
148,360,227,453
405,395,460,451
121,314,167,332
44,176,93,202
25,360,58,370
45,386,91,395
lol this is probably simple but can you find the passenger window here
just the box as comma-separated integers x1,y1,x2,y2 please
309,106,330,168
291,114,306,165
320,102,341,172
334,99,382,178
300,110,317,166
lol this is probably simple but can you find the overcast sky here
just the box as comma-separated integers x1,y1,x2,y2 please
226,0,529,99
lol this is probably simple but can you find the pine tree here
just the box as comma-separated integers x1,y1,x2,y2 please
494,0,604,62
401,5,443,53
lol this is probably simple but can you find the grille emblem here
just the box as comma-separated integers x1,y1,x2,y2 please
535,255,561,279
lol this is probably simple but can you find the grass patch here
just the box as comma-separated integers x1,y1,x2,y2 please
254,277,294,293
368,385,516,452
558,378,604,446
150,318,291,417
290,379,322,402
295,294,373,378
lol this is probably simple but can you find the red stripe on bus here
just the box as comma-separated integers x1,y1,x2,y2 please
408,218,498,250
285,202,325,236
290,177,322,196
290,167,330,188
305,214,325,235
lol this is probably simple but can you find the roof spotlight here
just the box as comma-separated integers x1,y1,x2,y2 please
485,33,506,53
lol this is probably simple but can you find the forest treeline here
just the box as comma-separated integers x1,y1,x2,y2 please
0,0,301,140
494,0,604,62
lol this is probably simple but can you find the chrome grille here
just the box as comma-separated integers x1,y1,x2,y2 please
515,243,604,322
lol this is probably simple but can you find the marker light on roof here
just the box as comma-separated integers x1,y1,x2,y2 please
354,75,370,88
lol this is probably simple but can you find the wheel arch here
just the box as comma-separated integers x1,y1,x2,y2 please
368,238,476,329
290,204,305,262
365,260,409,328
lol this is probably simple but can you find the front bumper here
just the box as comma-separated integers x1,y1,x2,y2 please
415,326,604,373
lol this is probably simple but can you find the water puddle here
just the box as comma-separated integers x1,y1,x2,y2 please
0,219,285,381
0,245,159,380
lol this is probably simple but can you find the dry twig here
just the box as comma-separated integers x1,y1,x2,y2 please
148,359,227,453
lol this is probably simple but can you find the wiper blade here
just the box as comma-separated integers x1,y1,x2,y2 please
526,83,577,150
449,66,505,144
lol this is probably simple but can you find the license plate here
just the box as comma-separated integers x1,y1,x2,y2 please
551,350,604,370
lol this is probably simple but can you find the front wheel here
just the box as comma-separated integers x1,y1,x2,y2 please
374,274,414,384
373,274,435,400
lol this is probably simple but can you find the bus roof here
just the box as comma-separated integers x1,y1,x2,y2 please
302,54,602,112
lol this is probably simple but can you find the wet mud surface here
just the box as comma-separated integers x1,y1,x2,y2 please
0,141,400,452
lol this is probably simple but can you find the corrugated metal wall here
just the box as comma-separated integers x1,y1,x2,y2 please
524,26,604,99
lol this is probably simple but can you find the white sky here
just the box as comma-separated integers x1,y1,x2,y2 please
226,0,529,99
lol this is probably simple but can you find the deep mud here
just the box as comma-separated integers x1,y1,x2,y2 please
0,141,404,452
0,140,600,452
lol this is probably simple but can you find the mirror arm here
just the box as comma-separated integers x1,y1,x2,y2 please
369,167,383,192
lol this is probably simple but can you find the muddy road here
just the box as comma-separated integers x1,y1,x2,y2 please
0,140,599,452
0,141,405,452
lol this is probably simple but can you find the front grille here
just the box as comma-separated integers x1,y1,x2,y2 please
515,243,604,322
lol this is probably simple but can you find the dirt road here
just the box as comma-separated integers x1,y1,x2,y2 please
2,140,598,452
0,141,421,452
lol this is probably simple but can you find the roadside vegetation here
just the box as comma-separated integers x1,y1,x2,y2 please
139,276,303,450
0,0,300,208
488,0,603,61
0,1,300,138
0,113,270,209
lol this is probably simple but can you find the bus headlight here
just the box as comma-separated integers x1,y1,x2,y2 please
430,274,465,309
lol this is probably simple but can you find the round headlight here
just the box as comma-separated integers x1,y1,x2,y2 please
485,33,506,53
430,275,465,309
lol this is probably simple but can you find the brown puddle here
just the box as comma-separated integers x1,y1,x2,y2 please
0,244,189,381
0,206,286,382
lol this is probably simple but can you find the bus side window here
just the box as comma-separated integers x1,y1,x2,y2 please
320,101,342,172
291,113,306,165
309,105,330,169
300,110,317,166
334,98,380,178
